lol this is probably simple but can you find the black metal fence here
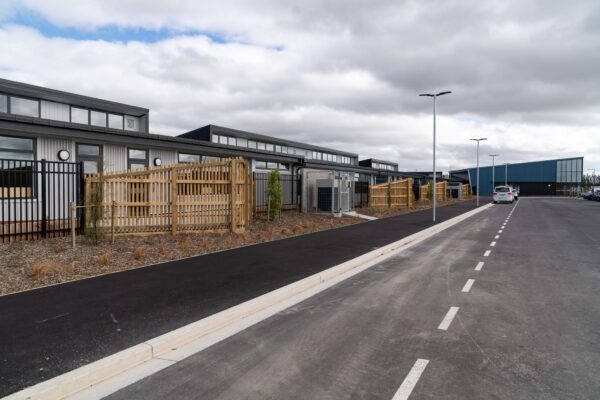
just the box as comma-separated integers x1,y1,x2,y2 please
354,181,369,207
1,159,83,242
254,172,300,213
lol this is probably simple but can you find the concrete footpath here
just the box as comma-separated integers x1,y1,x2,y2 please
0,200,484,397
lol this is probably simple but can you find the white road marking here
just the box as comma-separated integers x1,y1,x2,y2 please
494,235,500,239
438,306,460,330
484,250,491,257
462,279,475,293
490,241,496,247
392,359,430,400
499,230,503,233
475,261,484,271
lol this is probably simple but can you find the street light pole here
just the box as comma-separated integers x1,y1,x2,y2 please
489,154,499,191
420,91,452,222
470,138,487,206
505,163,508,186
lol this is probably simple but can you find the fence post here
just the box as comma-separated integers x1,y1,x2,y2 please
111,201,116,244
230,158,237,232
40,159,47,238
71,202,76,248
171,165,178,235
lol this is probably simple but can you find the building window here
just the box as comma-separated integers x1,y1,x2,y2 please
0,135,35,161
71,107,89,124
228,137,236,146
248,140,257,149
281,146,288,154
178,153,201,163
257,142,266,150
0,94,7,113
10,97,39,118
211,134,219,144
266,143,274,152
77,144,102,174
237,138,247,147
108,114,123,130
0,136,36,198
275,145,281,153
90,111,107,127
124,115,140,131
128,148,148,170
219,136,228,145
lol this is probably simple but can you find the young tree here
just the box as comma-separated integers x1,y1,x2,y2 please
267,169,283,220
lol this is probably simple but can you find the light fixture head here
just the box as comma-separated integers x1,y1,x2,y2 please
153,157,162,167
57,149,70,161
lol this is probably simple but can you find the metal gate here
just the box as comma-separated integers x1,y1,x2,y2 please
1,159,83,242
253,172,300,213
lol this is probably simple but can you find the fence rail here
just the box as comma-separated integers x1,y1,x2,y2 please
369,178,414,207
1,158,82,242
85,158,251,235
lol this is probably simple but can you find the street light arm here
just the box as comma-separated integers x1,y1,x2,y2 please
419,94,435,97
436,91,452,96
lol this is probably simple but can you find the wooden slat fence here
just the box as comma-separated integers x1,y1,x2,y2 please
418,181,448,202
369,178,414,207
84,158,251,235
461,184,472,199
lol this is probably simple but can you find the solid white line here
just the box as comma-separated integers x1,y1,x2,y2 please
392,359,430,400
494,235,500,239
438,306,460,330
475,261,484,271
490,241,496,247
484,250,491,257
462,279,475,293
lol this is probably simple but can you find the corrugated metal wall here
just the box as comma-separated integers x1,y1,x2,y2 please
103,144,127,173
149,149,177,167
37,136,75,162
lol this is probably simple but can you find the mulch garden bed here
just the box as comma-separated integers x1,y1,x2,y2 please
0,199,466,296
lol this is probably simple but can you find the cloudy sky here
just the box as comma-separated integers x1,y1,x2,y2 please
1,0,599,172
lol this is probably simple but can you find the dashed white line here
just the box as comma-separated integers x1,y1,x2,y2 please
494,235,500,239
484,250,491,257
475,261,484,271
438,306,460,330
392,359,430,400
462,279,475,293
490,241,496,247
499,230,503,233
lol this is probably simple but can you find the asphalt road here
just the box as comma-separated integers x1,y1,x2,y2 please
106,198,600,400
0,200,482,397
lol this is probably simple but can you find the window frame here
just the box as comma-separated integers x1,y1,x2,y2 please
127,148,148,170
178,153,202,163
76,143,103,175
10,95,40,118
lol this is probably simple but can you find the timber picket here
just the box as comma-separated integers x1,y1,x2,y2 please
85,158,251,235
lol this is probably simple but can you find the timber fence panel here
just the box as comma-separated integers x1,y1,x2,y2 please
369,178,414,208
85,158,250,236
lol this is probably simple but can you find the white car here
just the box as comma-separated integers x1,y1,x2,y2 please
493,186,515,204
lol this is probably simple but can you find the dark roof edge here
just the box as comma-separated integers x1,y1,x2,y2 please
449,156,585,173
0,78,148,115
181,124,359,158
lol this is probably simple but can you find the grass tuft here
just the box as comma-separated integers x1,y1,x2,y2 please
98,252,111,266
133,246,145,260
31,261,63,279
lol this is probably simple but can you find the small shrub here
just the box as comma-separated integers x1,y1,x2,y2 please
281,227,291,235
133,246,145,260
31,261,63,279
223,235,234,246
158,243,166,257
52,243,64,254
292,224,303,234
98,252,111,266
267,170,283,220
177,236,192,252
198,237,209,250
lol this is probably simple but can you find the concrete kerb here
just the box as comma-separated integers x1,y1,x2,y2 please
5,203,492,400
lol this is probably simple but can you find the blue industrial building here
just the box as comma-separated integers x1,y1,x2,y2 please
450,157,584,196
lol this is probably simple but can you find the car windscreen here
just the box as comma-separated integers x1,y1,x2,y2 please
495,187,510,192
